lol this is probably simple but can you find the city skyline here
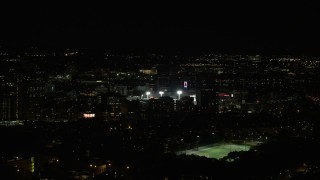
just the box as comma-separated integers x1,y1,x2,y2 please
2,2,320,179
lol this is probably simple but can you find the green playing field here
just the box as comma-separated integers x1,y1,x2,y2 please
180,143,252,159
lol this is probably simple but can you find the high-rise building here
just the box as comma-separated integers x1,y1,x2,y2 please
19,82,46,120
0,72,18,121
197,90,218,112
0,91,17,121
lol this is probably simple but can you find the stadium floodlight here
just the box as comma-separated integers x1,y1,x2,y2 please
159,91,164,97
146,91,151,99
177,90,182,100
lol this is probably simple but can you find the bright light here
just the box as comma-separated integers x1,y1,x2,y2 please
83,113,95,118
177,90,182,100
146,91,151,99
159,91,164,97
190,94,197,105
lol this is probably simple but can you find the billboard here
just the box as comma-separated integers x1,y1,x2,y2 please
184,81,187,88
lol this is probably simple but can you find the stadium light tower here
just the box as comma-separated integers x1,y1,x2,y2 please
159,91,164,97
177,90,182,100
146,91,151,99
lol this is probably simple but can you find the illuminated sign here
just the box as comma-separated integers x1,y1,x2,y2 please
183,81,187,88
218,93,230,97
83,113,95,118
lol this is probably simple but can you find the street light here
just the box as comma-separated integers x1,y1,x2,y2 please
159,91,164,97
177,90,182,100
146,91,151,99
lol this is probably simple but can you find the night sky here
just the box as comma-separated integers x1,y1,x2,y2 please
1,2,320,54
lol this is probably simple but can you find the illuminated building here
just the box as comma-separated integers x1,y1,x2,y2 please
217,92,240,113
106,94,125,119
7,156,35,174
19,82,46,120
139,67,157,75
0,91,17,121
0,70,18,121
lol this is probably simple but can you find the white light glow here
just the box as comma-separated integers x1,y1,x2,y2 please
190,94,197,105
159,91,164,97
177,90,182,100
146,91,151,99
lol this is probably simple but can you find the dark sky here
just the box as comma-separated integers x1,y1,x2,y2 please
1,2,320,54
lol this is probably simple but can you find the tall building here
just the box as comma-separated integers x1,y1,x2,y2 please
106,94,125,119
0,73,18,121
197,90,218,112
19,82,46,120
0,91,17,121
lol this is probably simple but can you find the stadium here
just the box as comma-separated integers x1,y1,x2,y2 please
177,141,260,159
